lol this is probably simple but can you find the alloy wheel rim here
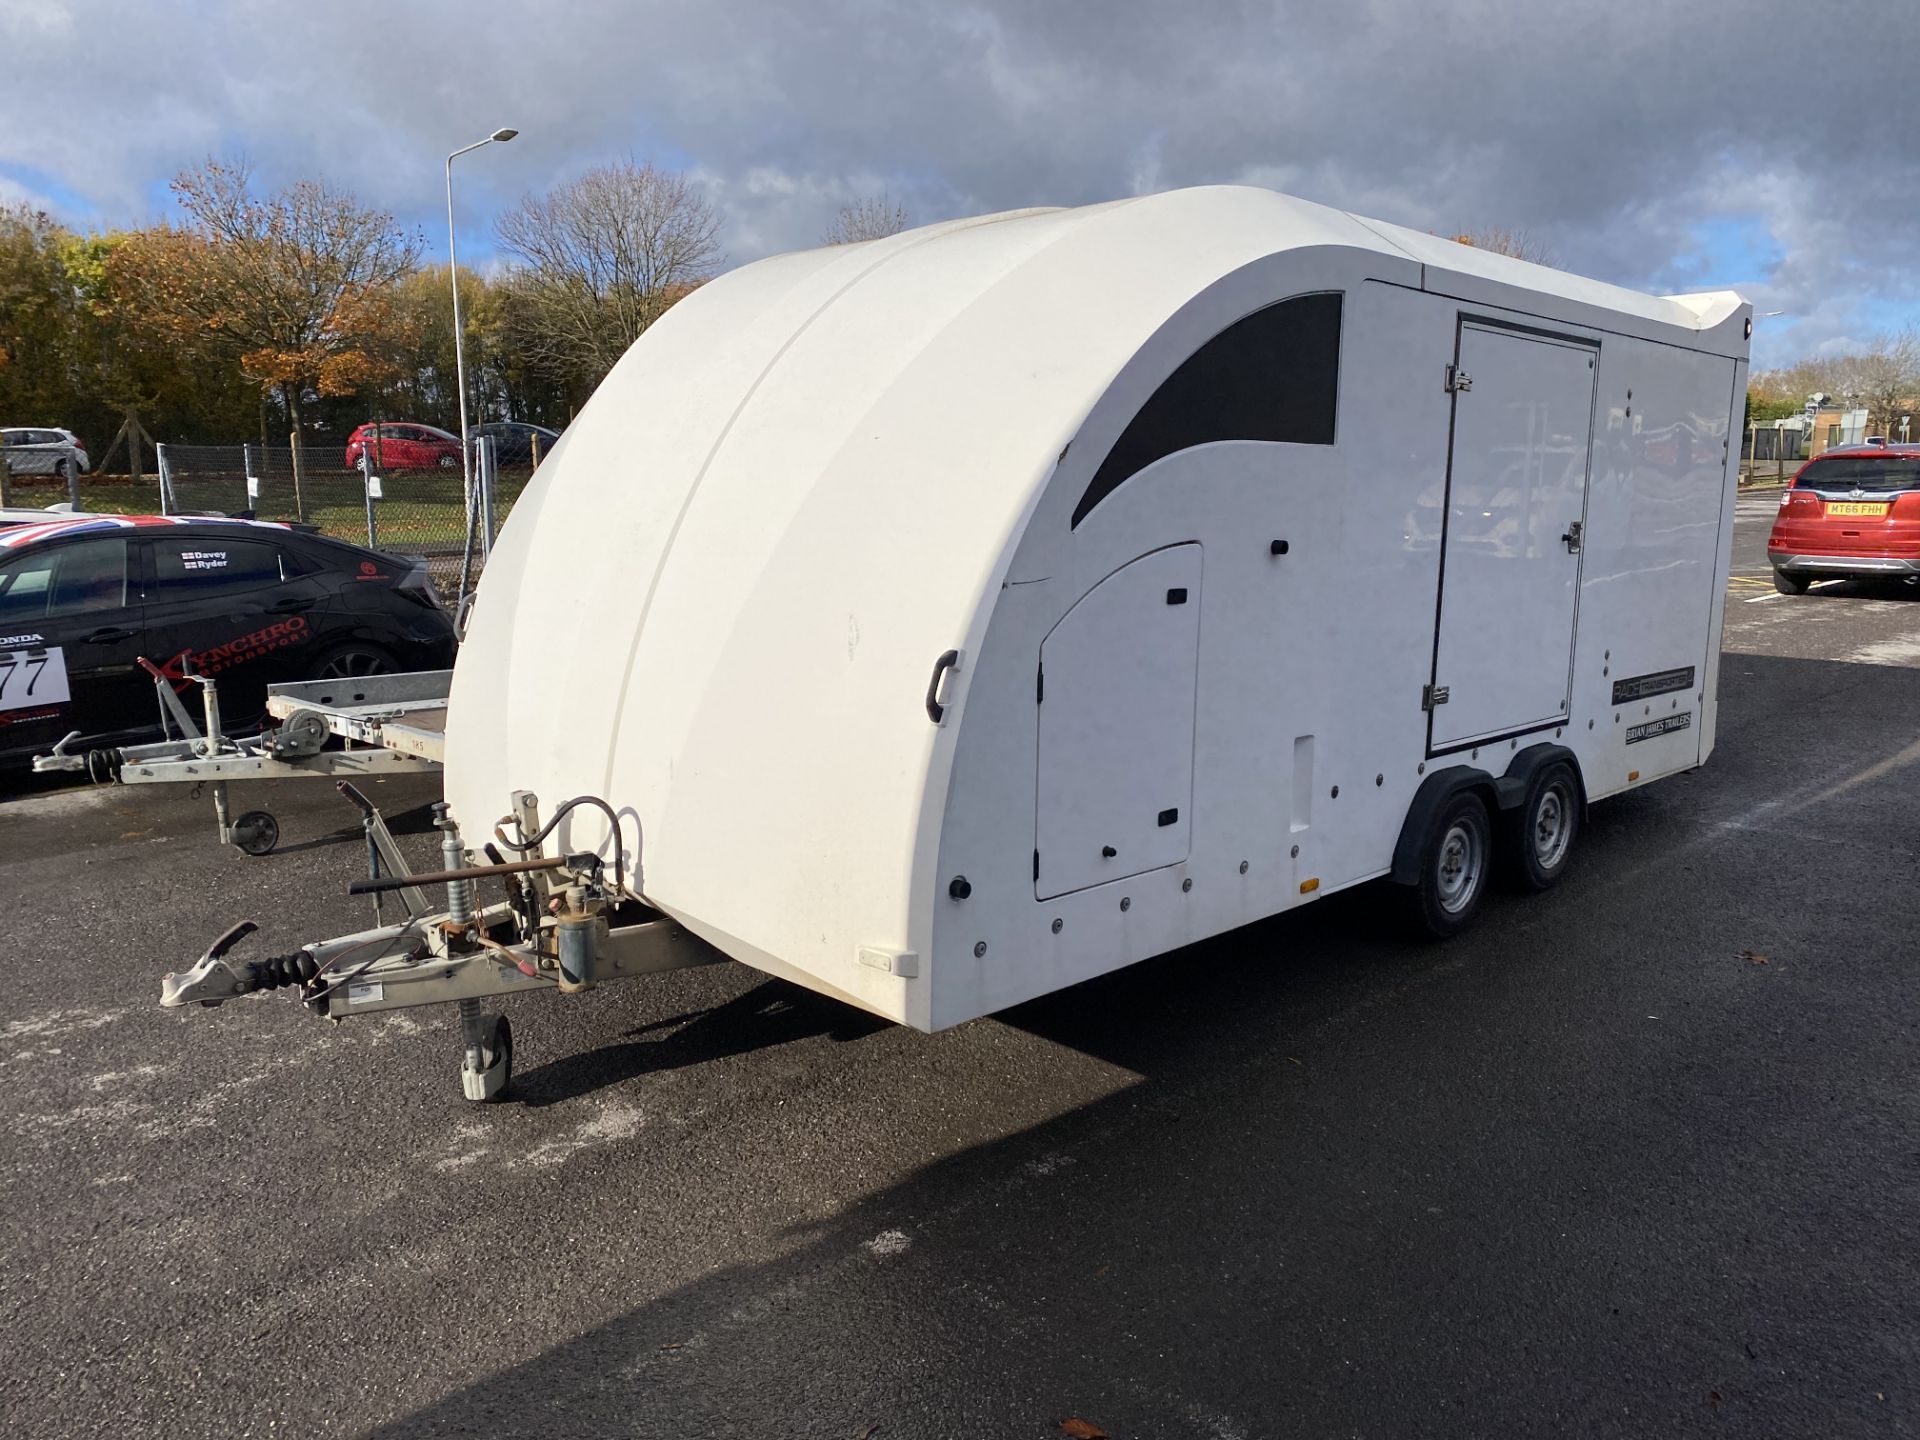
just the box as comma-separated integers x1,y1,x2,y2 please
319,649,389,679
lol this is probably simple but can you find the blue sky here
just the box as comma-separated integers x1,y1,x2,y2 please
2,0,1915,373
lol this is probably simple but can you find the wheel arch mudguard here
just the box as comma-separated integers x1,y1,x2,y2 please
1389,744,1585,885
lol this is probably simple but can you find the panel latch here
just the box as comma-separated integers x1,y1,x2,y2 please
1444,365,1473,394
1422,684,1450,711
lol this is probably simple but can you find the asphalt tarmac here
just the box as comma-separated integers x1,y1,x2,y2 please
2,492,1915,1439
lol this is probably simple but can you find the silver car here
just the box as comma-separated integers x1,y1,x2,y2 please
1,427,89,479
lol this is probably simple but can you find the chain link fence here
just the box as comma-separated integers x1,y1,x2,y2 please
56,433,540,597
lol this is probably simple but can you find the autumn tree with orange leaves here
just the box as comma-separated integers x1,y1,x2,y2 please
111,160,422,516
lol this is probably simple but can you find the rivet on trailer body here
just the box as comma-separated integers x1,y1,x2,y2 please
948,875,971,900
1290,844,1300,859
1417,762,1425,775
1239,860,1249,874
1589,719,1594,729
1119,896,1131,912
1374,773,1383,786
973,941,987,958
1330,785,1339,799
1051,917,1063,934
1181,877,1192,893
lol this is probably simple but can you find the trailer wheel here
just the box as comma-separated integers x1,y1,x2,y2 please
1502,761,1579,892
1404,791,1491,939
461,1014,513,1103
230,809,280,856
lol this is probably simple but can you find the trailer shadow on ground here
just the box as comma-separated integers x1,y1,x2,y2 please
358,652,1920,1439
265,794,442,856
510,981,891,1106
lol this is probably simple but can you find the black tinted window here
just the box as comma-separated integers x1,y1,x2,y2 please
1795,456,1920,494
151,537,283,599
0,554,55,624
0,539,129,622
1073,292,1343,527
51,539,128,613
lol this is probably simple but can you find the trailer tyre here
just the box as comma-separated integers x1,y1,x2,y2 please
462,1014,512,1103
230,809,280,856
1404,790,1492,940
1502,761,1579,892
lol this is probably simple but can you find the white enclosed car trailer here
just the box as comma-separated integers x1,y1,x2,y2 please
164,186,1750,1099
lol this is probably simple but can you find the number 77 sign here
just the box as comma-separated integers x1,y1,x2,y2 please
0,647,71,712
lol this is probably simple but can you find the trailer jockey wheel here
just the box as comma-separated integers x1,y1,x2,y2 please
230,810,280,857
1404,791,1491,940
1501,761,1580,893
461,1013,513,1103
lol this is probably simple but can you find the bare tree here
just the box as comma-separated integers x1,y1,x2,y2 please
1450,226,1557,266
1829,327,1920,438
495,161,722,390
824,195,909,246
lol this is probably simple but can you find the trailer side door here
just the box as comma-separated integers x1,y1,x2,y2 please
1429,322,1598,750
1035,544,1201,900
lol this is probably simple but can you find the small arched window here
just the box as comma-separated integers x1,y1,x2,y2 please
1071,291,1342,527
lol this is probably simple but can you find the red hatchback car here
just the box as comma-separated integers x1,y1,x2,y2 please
343,422,464,472
1766,443,1920,594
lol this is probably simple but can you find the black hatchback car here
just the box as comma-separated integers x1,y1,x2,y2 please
0,515,456,767
471,420,560,464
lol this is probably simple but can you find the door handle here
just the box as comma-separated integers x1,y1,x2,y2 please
1560,520,1584,554
82,626,135,644
925,649,961,724
268,597,314,613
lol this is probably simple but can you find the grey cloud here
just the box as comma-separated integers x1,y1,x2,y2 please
2,0,1913,368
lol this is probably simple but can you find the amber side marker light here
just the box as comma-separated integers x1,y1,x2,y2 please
1300,877,1320,894
1627,770,1641,783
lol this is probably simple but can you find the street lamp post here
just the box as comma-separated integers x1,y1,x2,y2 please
445,127,517,519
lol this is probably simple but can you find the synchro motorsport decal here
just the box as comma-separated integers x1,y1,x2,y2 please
162,615,309,688
1611,666,1695,706
1626,711,1692,745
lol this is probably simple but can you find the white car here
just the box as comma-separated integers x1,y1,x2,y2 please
1,427,90,479
0,503,92,529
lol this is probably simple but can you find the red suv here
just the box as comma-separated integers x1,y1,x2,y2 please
344,423,464,471
1766,443,1920,594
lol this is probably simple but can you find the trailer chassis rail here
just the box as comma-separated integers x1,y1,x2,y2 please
33,665,447,854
